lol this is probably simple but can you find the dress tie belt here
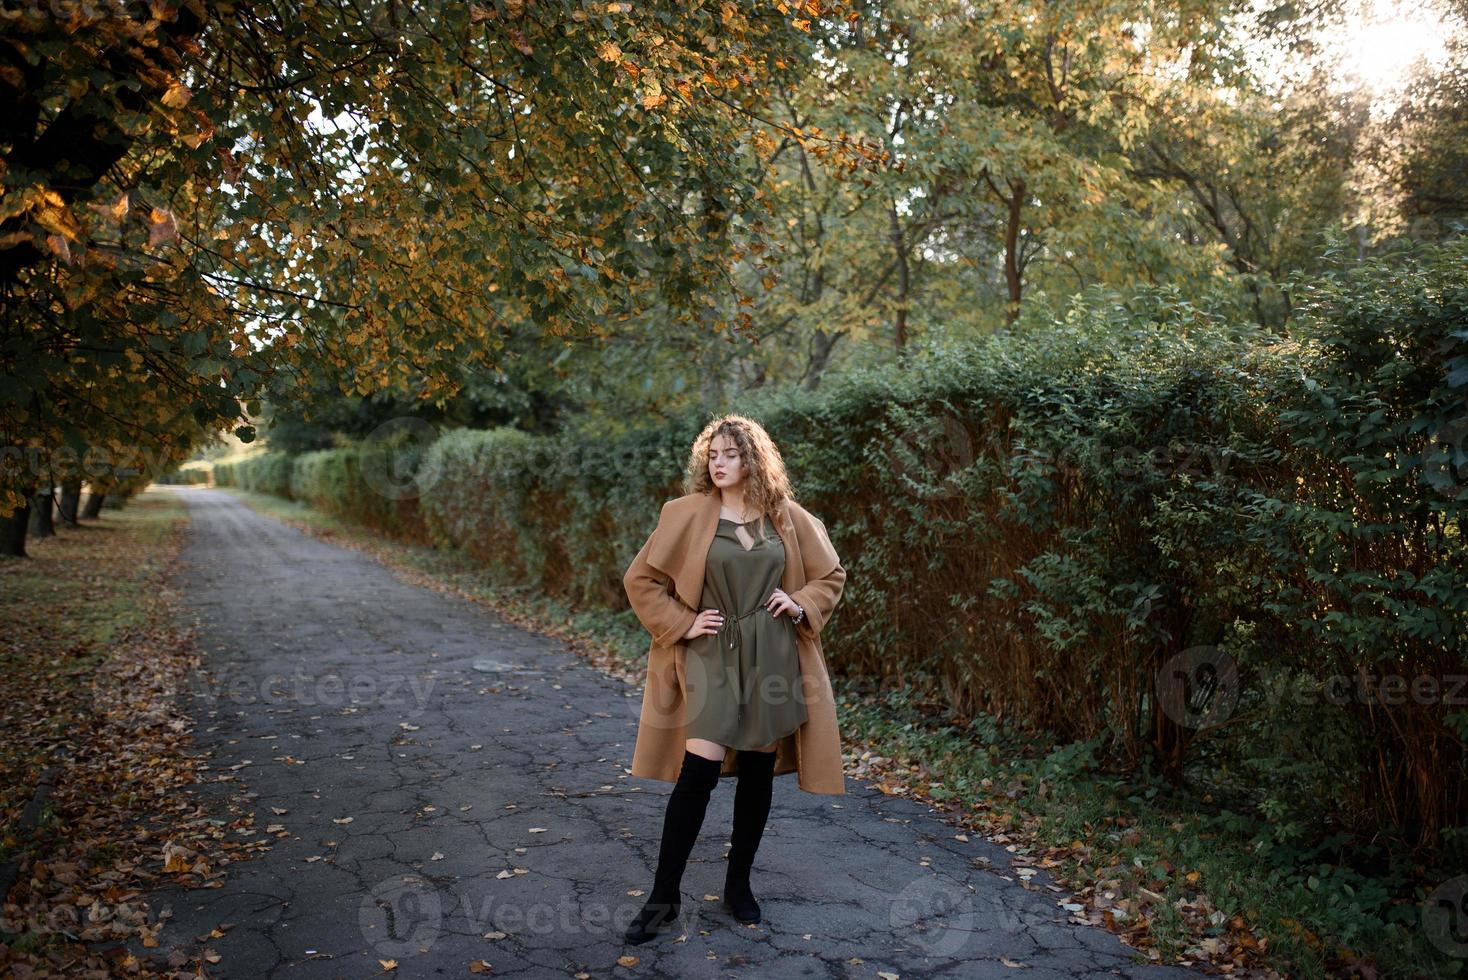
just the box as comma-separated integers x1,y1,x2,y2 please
720,606,766,710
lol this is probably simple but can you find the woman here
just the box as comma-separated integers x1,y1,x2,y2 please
620,414,848,945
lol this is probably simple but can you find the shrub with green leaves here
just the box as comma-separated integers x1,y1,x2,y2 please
221,240,1466,866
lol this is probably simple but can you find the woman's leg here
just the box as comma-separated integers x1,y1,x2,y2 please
625,745,724,944
684,737,727,762
723,744,777,924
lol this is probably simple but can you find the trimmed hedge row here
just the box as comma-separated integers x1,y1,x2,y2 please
212,453,291,497
156,467,212,486
215,443,431,543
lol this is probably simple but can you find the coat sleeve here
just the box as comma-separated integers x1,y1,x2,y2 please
623,507,700,648
788,512,846,642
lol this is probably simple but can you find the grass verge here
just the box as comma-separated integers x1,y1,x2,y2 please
0,491,265,978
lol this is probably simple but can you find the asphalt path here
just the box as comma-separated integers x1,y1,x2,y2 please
131,486,1204,979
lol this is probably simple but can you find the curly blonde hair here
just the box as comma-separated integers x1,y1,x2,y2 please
683,414,796,539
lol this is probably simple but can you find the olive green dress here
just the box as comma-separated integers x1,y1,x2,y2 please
682,516,807,750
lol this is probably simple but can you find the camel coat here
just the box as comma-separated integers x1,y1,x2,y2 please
623,490,848,794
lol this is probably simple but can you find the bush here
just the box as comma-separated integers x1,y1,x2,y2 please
222,240,1467,866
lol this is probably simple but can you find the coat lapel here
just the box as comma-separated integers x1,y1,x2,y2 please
643,491,717,611
644,492,806,612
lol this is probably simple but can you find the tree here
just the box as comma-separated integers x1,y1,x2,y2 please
1368,31,1468,240
1,0,844,540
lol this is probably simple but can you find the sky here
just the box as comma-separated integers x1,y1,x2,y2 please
1285,0,1462,113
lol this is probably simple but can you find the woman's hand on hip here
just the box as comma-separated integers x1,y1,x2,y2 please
765,588,801,619
682,608,724,641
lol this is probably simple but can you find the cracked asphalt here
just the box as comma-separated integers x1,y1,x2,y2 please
133,486,1206,979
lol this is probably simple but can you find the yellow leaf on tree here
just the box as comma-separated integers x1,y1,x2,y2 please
148,208,177,247
161,82,192,108
35,203,81,240
45,234,71,264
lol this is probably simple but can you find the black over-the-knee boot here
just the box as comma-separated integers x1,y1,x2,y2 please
624,749,724,945
722,748,776,924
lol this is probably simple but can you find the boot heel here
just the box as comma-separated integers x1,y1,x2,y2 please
624,900,679,945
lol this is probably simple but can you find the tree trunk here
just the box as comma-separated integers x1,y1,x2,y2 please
2,497,32,557
888,199,911,350
1151,688,1190,786
803,330,842,392
1002,179,1026,325
28,488,54,539
58,479,82,526
82,491,106,519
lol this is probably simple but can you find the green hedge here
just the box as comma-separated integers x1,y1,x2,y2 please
216,240,1467,863
156,467,211,486
213,454,292,497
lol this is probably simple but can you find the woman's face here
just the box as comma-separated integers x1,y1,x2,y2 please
708,434,748,491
